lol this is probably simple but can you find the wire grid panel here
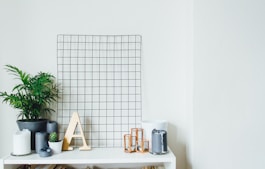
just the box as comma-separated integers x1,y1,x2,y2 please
57,35,142,148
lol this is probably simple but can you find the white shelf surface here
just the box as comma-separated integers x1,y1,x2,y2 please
2,148,176,169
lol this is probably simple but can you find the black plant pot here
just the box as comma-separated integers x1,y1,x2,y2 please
17,119,48,150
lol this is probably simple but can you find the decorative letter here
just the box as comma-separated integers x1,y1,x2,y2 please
62,112,91,151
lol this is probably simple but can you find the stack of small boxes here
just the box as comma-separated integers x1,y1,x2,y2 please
123,128,149,153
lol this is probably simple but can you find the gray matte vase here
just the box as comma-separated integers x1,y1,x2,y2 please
35,132,48,153
46,121,58,134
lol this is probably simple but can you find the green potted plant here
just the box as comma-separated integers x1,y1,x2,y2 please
48,132,63,154
0,65,59,150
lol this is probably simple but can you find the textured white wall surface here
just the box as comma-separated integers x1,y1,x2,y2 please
194,0,265,169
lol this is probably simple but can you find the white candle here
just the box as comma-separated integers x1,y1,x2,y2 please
13,129,31,155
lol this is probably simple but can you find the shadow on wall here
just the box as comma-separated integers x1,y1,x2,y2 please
168,123,192,169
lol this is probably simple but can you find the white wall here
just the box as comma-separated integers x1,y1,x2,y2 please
194,0,265,169
0,1,193,169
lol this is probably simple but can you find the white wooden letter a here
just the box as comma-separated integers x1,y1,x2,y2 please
62,112,91,151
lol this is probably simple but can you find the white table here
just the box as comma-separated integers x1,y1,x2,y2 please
1,148,176,169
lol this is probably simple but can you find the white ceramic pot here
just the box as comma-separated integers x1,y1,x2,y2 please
48,140,63,154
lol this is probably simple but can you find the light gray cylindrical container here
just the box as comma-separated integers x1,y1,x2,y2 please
46,121,58,134
35,132,48,153
151,129,168,155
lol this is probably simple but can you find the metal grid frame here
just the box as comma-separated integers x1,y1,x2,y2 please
57,35,142,148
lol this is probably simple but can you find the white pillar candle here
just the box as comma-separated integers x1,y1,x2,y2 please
13,129,31,155
141,120,168,151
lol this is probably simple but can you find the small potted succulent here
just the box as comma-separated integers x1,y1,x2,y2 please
48,132,63,154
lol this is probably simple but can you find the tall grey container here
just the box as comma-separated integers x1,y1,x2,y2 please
35,132,48,153
46,121,58,134
151,129,168,154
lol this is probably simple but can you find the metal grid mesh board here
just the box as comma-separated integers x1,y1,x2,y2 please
57,35,142,148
